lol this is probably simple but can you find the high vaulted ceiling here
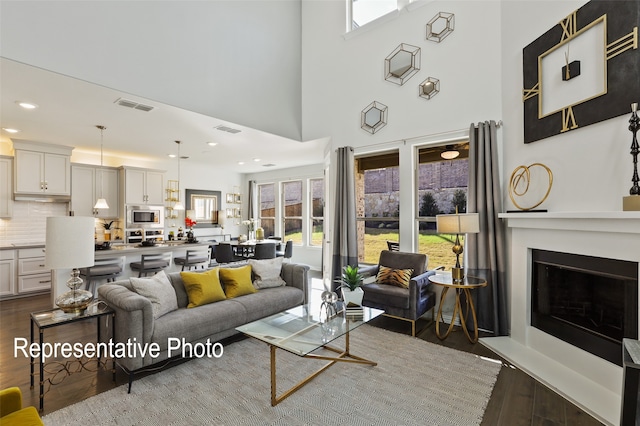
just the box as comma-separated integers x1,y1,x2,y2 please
0,58,327,173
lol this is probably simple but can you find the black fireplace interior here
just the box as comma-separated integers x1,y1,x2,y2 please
532,250,638,366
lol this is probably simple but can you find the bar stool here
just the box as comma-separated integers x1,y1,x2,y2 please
174,247,211,271
80,257,124,296
130,252,172,277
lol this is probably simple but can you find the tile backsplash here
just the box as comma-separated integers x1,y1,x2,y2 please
0,201,68,244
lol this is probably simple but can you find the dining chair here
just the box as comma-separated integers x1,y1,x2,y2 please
276,240,293,261
387,241,400,251
253,243,276,260
215,243,241,265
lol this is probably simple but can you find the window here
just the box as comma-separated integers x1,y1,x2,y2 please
355,151,399,264
258,183,275,238
282,180,303,245
416,143,469,270
350,0,397,30
310,178,324,246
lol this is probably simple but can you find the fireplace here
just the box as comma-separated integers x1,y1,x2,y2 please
531,249,639,366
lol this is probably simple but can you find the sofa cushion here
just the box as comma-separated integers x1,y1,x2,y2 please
231,286,305,323
151,300,248,351
376,265,413,288
248,257,286,289
180,268,226,308
219,265,257,298
130,271,178,319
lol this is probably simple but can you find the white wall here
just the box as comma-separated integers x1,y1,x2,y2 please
0,1,303,141
301,0,503,260
500,0,633,212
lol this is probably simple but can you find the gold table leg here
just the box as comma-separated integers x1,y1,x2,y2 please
436,287,480,343
269,331,377,406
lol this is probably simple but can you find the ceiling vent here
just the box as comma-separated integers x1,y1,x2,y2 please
214,125,241,134
114,98,155,112
262,163,276,167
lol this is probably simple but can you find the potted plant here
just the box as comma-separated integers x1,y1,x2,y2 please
338,265,364,306
102,220,115,241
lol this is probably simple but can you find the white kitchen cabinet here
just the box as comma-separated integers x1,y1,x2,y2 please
71,164,119,218
0,250,16,298
17,247,51,294
121,167,165,205
0,156,13,218
13,140,73,198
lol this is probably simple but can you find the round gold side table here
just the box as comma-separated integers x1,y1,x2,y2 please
428,274,487,343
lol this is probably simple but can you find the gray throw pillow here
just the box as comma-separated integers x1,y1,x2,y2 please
248,257,286,289
130,270,179,319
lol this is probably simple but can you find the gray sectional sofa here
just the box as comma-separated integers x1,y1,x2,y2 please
97,262,309,391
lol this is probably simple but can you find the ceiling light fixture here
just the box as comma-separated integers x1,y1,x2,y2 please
94,125,109,210
173,141,185,211
441,145,460,160
253,158,261,162
238,161,245,165
2,128,20,133
207,142,218,147
16,101,38,109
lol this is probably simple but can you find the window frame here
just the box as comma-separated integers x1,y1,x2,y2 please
309,177,324,247
281,180,304,246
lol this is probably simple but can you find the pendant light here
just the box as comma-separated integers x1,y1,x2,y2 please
94,125,109,209
173,140,185,211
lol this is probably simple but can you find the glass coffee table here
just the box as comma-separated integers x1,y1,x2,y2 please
236,303,383,406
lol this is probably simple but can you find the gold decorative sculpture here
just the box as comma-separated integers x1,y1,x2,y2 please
508,163,553,211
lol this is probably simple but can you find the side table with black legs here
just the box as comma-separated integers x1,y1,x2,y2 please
30,306,115,411
428,274,487,343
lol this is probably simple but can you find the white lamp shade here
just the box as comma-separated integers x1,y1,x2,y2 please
217,210,225,227
173,201,185,210
45,216,95,269
93,198,109,209
436,213,480,234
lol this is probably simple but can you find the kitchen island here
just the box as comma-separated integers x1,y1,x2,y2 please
51,241,214,307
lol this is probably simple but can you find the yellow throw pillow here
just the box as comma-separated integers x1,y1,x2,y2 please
180,268,226,308
376,265,414,289
219,265,257,298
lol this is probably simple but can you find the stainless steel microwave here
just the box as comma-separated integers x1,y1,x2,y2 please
126,206,164,228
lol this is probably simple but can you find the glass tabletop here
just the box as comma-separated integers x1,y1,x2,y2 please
236,303,384,356
31,304,114,328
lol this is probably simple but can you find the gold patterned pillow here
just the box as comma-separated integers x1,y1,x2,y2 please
376,265,414,288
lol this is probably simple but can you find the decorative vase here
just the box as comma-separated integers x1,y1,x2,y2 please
255,227,264,241
342,287,364,306
104,230,111,241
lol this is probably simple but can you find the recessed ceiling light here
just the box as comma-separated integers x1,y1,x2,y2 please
207,142,218,147
238,161,245,165
168,154,177,158
253,158,261,162
2,128,20,133
16,101,38,109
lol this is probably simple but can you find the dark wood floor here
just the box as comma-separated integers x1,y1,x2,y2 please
1,293,603,425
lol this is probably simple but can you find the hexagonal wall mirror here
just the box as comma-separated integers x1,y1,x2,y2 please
426,12,455,43
361,101,388,134
385,43,420,85
419,77,440,100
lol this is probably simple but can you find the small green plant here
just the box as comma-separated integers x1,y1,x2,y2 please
102,220,115,230
339,265,364,291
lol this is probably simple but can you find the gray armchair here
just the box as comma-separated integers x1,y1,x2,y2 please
361,250,441,336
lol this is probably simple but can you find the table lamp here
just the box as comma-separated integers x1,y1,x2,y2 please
436,212,480,282
45,216,96,315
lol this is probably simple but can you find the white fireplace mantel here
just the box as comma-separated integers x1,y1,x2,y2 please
499,211,640,234
482,211,640,426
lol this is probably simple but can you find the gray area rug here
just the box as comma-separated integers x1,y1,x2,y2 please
43,325,501,425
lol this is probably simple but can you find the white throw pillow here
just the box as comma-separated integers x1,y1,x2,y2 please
130,270,179,319
248,257,286,289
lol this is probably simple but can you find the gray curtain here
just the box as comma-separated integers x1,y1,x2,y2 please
466,121,509,336
331,146,358,292
247,180,257,220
